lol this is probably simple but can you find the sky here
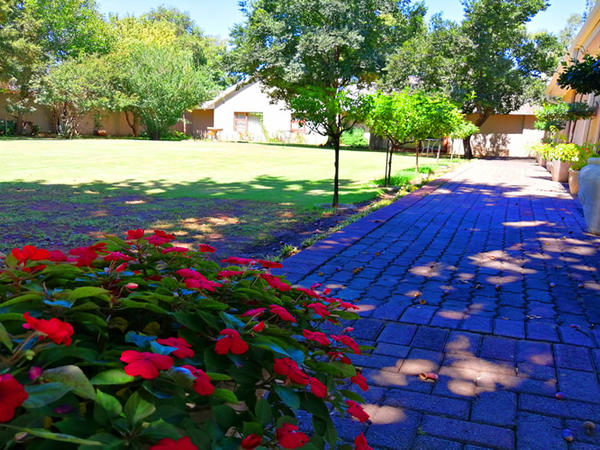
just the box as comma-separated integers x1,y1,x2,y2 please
97,0,588,39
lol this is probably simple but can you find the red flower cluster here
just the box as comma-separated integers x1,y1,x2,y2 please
198,244,216,253
161,246,189,254
307,302,330,317
217,270,244,278
354,433,372,450
149,437,197,450
23,312,74,346
69,243,107,266
241,434,262,449
126,229,145,240
0,374,28,422
256,259,283,269
214,329,248,355
308,377,328,398
252,321,265,332
176,268,221,292
273,358,309,385
269,304,296,323
104,252,134,262
302,329,330,346
221,256,254,265
276,423,310,449
147,230,176,246
181,365,214,396
156,337,194,359
241,307,266,318
120,350,174,379
260,274,292,292
351,372,369,391
12,245,50,264
346,400,370,422
331,334,361,354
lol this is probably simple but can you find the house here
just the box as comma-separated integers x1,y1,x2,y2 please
546,2,600,145
183,81,326,145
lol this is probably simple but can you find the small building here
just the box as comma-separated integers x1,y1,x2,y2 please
184,81,326,145
546,2,600,145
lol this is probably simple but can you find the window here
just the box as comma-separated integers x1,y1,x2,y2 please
291,119,305,133
234,112,249,133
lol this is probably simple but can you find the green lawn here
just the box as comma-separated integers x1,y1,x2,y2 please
0,139,456,256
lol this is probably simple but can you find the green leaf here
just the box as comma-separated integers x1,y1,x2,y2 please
43,365,96,400
91,369,134,385
205,372,232,381
0,293,43,307
124,391,156,427
311,361,356,378
301,394,329,420
242,421,263,436
138,419,181,440
120,299,168,314
213,405,237,429
255,398,272,426
274,385,300,410
68,287,110,302
23,382,72,408
96,390,122,419
212,388,238,403
0,321,13,351
252,336,305,364
340,389,365,403
0,426,102,446
79,433,124,450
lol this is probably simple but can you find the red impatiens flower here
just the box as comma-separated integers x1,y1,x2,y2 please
308,377,328,398
260,274,292,292
161,246,189,254
126,229,145,240
354,433,372,450
48,250,67,262
104,252,135,262
23,312,74,346
346,400,370,422
217,270,244,278
214,329,249,355
276,423,310,449
147,230,176,246
120,350,174,379
295,287,321,298
241,307,266,317
241,434,262,450
328,351,352,365
198,244,216,253
181,365,214,396
338,301,360,310
307,302,330,317
221,256,255,265
252,321,265,332
149,437,197,450
184,277,221,292
269,304,297,323
332,335,361,354
256,259,283,269
12,245,50,264
351,372,369,391
69,244,106,266
156,337,194,359
0,374,28,422
273,358,310,386
302,329,330,346
176,268,202,279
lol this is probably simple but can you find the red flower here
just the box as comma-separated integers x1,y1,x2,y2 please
120,350,173,379
351,372,369,391
221,256,255,265
260,274,292,292
0,374,28,422
184,277,221,292
69,246,101,266
181,365,214,396
277,423,310,449
269,304,296,323
241,307,266,317
127,229,145,240
257,259,283,269
308,377,328,398
328,351,352,365
307,302,330,317
339,301,360,310
302,329,330,346
147,230,176,246
176,268,202,279
354,433,372,450
156,337,194,359
48,250,67,262
346,400,369,422
296,287,321,298
273,358,310,385
104,252,134,262
12,245,50,263
198,244,216,253
332,335,361,354
252,321,265,332
115,262,128,272
149,437,197,450
162,246,189,254
241,434,262,450
214,329,249,355
23,312,74,346
217,270,244,278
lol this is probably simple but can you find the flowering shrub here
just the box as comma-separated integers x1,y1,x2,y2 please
0,230,372,449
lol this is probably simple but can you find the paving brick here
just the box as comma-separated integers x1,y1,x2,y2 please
365,410,420,449
526,322,560,342
461,316,493,333
493,319,525,338
420,415,514,449
519,394,600,421
479,336,517,362
565,419,600,447
371,301,409,321
350,319,385,341
558,326,595,347
378,323,417,345
350,354,403,372
471,391,517,426
516,413,566,450
400,305,437,324
412,435,463,450
517,341,553,365
373,342,410,358
557,368,600,403
384,389,470,419
412,326,449,351
554,344,593,371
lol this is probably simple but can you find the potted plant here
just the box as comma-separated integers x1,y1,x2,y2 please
548,143,579,182
569,144,599,194
531,142,553,167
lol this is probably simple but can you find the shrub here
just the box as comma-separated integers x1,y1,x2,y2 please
549,143,579,162
0,231,372,449
572,144,600,170
341,128,368,148
530,142,554,160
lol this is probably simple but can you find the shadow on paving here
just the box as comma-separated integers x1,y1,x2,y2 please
0,175,366,257
279,160,600,449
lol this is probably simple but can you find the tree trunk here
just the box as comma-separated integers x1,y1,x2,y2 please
463,136,473,160
124,111,138,137
332,134,340,208
387,148,394,185
384,147,391,186
14,114,24,135
416,140,421,171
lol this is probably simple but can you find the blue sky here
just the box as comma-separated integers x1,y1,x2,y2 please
97,0,587,39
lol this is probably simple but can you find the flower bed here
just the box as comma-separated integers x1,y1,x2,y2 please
0,230,372,449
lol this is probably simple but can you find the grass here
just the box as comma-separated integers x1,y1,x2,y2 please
0,138,460,256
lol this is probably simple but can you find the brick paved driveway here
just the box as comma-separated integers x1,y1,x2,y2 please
277,159,600,449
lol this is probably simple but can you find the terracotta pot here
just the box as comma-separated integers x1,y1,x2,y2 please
568,168,579,195
96,129,107,137
546,160,553,173
551,160,571,182
579,158,600,235
540,158,547,168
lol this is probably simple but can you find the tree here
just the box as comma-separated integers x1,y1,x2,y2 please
558,54,600,96
230,0,424,207
534,99,594,141
366,90,467,185
384,0,562,159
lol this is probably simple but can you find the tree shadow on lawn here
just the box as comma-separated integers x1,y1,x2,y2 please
0,175,376,257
